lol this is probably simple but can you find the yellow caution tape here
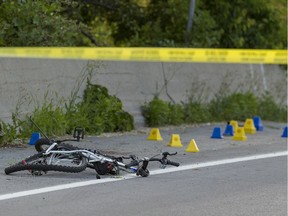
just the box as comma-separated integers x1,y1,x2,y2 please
0,47,286,64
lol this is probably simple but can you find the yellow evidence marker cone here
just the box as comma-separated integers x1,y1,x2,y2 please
167,134,183,148
147,128,163,141
185,139,199,153
244,118,256,134
230,120,238,132
232,127,247,141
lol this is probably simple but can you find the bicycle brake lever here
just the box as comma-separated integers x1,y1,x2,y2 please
129,155,137,160
161,152,177,159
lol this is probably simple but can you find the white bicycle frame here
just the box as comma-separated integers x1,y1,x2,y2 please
42,142,127,168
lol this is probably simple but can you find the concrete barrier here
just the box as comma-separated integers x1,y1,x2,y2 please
0,58,286,127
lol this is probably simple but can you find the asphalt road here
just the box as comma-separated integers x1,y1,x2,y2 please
0,122,287,215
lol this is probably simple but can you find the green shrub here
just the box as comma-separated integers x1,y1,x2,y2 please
208,95,226,122
114,111,135,131
65,104,91,134
209,92,258,121
0,121,19,147
0,82,134,147
142,91,286,127
142,97,170,127
69,82,134,134
168,103,185,125
257,93,287,122
184,102,211,123
142,97,185,126
20,98,67,138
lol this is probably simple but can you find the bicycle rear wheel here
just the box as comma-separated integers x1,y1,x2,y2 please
5,148,87,175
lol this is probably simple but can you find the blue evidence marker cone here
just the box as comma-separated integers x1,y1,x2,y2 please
29,132,41,145
223,123,234,136
281,126,288,138
211,127,223,139
253,116,264,131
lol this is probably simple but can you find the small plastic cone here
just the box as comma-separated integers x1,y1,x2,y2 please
167,134,183,148
147,128,163,141
230,120,238,132
232,127,247,141
185,139,199,153
244,118,256,134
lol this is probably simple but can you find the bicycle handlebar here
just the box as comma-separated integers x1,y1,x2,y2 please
165,160,180,167
124,152,179,168
161,152,177,158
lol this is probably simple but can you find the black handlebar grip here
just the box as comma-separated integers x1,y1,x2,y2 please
162,152,177,157
125,160,139,168
167,160,180,167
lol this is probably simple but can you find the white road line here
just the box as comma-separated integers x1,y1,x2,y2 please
150,151,287,175
0,151,287,201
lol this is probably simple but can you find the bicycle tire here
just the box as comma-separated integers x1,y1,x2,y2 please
5,151,87,175
35,138,52,152
36,141,97,171
35,139,80,152
55,143,79,151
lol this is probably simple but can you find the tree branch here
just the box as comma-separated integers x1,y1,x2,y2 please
80,29,100,46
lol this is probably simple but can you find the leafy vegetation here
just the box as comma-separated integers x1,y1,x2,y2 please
142,97,171,126
0,0,286,48
20,94,68,138
0,0,90,46
67,82,134,134
142,92,287,127
256,93,287,122
0,120,19,146
0,81,134,147
0,0,286,145
199,0,287,48
209,92,258,122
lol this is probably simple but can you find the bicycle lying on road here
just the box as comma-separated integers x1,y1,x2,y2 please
4,118,180,179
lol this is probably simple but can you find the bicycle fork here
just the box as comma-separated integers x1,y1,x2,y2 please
136,157,150,177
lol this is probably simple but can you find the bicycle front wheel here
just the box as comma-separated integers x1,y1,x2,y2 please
34,138,52,152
